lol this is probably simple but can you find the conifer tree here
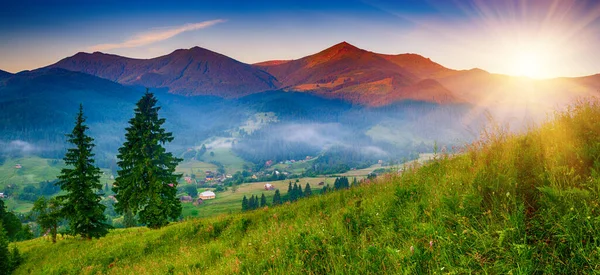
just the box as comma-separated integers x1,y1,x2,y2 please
304,183,312,197
242,195,249,211
295,183,303,199
260,193,267,207
0,223,11,273
57,105,109,239
114,91,182,229
287,181,293,201
273,189,282,205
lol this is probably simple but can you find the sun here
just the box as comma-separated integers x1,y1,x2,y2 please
511,49,548,79
513,51,541,78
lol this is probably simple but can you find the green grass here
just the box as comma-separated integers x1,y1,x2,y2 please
0,157,63,189
13,99,600,274
198,147,248,174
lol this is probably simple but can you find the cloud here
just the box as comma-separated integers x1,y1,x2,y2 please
89,19,226,51
0,140,39,154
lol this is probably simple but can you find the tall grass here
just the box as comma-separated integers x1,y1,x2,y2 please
15,99,600,274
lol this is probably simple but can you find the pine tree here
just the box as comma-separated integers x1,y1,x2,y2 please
0,223,11,273
352,177,358,187
250,195,257,210
32,197,62,243
296,183,303,199
304,183,312,197
260,193,267,207
242,195,249,211
57,105,109,239
114,91,182,229
287,181,293,201
273,189,282,205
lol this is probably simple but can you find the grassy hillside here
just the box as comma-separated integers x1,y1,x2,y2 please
14,99,600,274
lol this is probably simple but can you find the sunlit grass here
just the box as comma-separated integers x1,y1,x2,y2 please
14,98,600,274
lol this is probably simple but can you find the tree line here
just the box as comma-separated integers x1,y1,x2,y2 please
240,177,364,212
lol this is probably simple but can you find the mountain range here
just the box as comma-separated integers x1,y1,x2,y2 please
45,42,600,107
1,42,599,166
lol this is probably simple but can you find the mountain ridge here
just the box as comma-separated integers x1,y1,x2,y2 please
50,47,279,98
18,41,600,107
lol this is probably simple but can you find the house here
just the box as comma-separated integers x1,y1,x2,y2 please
193,198,204,206
14,164,22,169
264,183,274,190
265,160,273,166
199,191,216,200
251,175,258,180
0,193,5,198
180,195,193,202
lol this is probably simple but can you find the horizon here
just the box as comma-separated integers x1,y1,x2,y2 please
1,0,600,79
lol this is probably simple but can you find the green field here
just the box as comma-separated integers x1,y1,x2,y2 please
175,160,218,178
198,146,249,174
12,99,600,274
0,157,63,189
184,177,336,218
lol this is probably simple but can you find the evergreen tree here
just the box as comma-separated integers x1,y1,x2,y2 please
272,189,282,205
57,105,109,239
304,183,312,197
32,197,62,243
287,181,293,201
290,183,297,202
242,195,249,211
295,183,303,199
0,223,10,273
114,91,182,229
260,193,267,207
352,177,358,187
250,195,257,210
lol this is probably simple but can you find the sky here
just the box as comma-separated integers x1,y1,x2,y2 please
1,0,600,78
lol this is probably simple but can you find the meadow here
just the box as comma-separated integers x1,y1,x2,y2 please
12,99,600,274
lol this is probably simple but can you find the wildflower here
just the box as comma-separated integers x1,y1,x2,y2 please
410,246,414,254
429,240,434,248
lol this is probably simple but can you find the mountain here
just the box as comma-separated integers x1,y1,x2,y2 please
254,42,460,106
0,68,252,162
50,47,279,97
0,69,12,80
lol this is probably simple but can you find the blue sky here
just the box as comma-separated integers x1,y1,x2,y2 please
1,0,600,78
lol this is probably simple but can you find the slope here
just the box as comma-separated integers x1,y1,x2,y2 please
50,47,279,97
15,99,600,274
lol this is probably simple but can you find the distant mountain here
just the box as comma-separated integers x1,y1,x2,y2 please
50,47,279,97
0,68,252,162
0,69,12,80
254,42,461,106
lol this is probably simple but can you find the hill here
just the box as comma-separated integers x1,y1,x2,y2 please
14,99,600,274
50,47,279,97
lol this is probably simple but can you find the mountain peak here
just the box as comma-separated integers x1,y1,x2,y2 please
325,41,361,52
